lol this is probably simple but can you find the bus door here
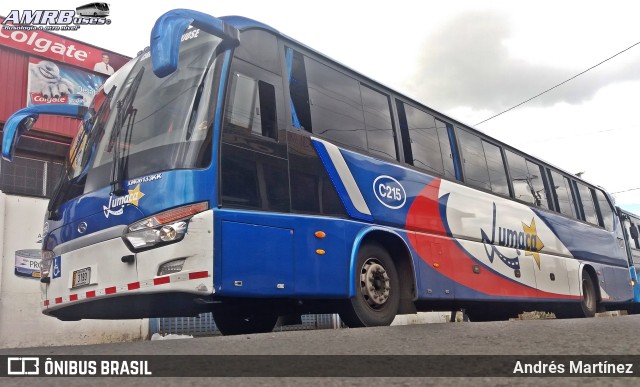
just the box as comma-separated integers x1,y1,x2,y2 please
218,33,293,296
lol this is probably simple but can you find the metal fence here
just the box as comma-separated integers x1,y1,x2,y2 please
0,155,63,198
150,313,343,337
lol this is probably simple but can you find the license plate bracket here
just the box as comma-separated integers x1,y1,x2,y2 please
72,267,91,289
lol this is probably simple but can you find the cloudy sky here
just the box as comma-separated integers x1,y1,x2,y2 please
12,0,640,212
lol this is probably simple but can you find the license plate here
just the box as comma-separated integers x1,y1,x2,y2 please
72,267,91,288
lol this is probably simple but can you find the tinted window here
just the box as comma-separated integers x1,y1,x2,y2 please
596,190,614,231
226,73,278,140
234,31,281,75
361,85,397,160
400,103,444,174
304,57,366,149
457,129,490,191
506,151,549,208
436,120,456,180
576,183,598,225
286,48,312,131
483,141,509,196
525,160,550,209
549,170,576,218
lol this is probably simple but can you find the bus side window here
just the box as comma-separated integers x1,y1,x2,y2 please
360,84,397,161
506,150,550,209
457,129,490,191
483,141,509,196
436,120,457,181
549,170,576,218
595,190,614,231
226,73,278,140
303,56,366,150
634,223,640,249
575,183,599,225
398,102,445,175
285,48,312,132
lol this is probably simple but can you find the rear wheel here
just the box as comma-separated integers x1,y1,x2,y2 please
213,309,278,336
339,243,400,328
555,271,598,319
580,272,597,318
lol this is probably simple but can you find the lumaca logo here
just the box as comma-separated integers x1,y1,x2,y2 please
2,9,111,31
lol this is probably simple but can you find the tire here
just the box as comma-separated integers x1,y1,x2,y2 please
580,272,597,318
557,271,599,318
213,309,278,336
339,243,400,328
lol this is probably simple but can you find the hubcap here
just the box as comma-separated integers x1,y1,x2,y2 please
360,258,390,309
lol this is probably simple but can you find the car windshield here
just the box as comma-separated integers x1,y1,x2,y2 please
50,30,223,214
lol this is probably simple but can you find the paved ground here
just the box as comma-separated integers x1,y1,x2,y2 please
1,315,638,386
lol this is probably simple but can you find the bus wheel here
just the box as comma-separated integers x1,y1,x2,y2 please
213,310,278,336
339,243,399,328
580,272,597,318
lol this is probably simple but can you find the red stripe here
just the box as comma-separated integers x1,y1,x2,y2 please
86,290,96,298
44,300,50,307
55,297,62,304
69,294,78,301
188,271,208,280
128,282,140,290
105,286,117,295
154,276,170,285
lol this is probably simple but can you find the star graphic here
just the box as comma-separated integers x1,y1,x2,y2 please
127,184,145,207
522,218,544,269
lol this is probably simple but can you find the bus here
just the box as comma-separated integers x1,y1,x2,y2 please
2,8,639,335
619,208,640,311
76,3,110,18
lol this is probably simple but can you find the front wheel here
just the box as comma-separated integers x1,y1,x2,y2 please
339,243,400,328
213,309,278,336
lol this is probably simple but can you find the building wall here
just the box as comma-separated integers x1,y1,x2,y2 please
0,46,81,138
0,192,148,349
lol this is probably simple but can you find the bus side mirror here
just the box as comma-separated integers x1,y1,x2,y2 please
2,104,87,162
2,110,38,162
150,8,240,78
630,224,639,240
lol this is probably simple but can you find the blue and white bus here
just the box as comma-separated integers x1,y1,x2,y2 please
3,9,639,335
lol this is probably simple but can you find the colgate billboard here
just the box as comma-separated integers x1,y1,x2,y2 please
0,16,129,73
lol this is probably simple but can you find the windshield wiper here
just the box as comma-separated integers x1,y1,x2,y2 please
109,67,145,195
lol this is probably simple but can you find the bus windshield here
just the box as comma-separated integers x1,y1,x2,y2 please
50,31,223,215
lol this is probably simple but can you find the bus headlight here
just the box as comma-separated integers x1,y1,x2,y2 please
123,202,208,251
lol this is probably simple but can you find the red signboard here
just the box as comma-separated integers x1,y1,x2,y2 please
0,16,129,74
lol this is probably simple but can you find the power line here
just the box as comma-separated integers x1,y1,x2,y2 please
612,187,640,195
475,40,640,126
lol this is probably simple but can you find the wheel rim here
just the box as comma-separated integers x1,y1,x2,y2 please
360,258,391,310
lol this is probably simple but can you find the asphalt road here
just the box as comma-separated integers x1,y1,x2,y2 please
1,315,639,386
